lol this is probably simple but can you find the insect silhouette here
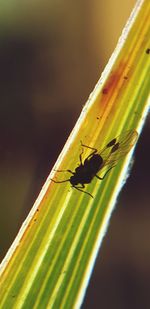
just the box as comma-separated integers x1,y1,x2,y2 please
51,130,138,198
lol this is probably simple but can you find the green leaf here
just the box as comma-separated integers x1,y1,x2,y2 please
0,0,149,308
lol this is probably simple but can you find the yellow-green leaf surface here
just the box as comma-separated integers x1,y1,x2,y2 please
0,0,149,308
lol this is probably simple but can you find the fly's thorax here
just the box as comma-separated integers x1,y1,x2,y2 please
88,154,103,167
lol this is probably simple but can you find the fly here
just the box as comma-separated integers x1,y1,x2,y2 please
51,130,138,198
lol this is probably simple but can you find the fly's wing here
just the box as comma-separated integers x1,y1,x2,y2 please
99,130,138,170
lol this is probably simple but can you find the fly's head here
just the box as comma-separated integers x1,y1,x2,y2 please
70,175,79,186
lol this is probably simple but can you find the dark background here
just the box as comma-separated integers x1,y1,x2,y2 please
0,1,149,308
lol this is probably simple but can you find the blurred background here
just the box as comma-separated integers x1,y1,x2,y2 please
0,0,149,308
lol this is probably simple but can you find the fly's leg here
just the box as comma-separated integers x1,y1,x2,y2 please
80,141,97,160
54,169,74,175
51,178,70,183
51,169,73,183
73,184,94,198
96,165,116,180
81,141,97,152
79,148,84,165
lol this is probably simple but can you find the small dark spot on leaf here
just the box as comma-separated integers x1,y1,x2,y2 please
146,48,150,54
96,117,99,120
102,88,108,94
124,76,128,80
